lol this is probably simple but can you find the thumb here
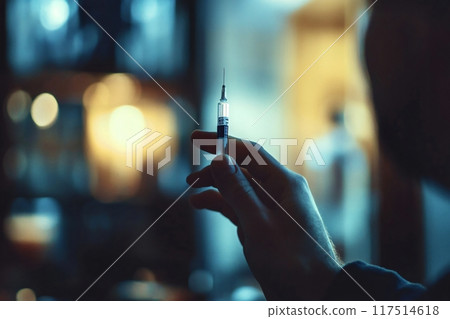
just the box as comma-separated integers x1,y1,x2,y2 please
210,155,265,226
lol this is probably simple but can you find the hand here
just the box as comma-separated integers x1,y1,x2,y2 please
186,131,341,300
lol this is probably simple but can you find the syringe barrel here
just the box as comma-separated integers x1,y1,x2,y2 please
217,101,229,154
217,101,229,119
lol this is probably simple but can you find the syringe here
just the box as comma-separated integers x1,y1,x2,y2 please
217,68,229,155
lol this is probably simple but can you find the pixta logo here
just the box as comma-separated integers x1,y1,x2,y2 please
193,138,325,167
126,128,172,176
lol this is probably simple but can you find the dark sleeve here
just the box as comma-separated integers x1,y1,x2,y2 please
324,261,426,301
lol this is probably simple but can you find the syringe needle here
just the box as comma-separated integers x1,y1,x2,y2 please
220,68,227,102
223,68,225,86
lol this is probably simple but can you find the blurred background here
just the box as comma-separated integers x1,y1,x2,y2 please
0,0,449,301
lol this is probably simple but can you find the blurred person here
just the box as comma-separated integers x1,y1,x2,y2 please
186,0,450,300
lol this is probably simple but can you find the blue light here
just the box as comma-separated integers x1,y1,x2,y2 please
262,0,310,13
131,0,160,23
40,0,70,31
188,270,214,294
231,286,265,301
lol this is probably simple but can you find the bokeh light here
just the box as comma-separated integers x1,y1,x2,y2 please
344,103,375,140
5,198,61,246
231,286,264,301
101,73,141,106
109,105,146,146
16,288,36,301
6,90,31,123
40,0,70,31
188,270,214,294
82,82,110,110
5,213,57,245
30,93,59,129
131,0,160,22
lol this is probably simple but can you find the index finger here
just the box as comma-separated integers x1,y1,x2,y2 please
210,155,267,229
191,130,287,183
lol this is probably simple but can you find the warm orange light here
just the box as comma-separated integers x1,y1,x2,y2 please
82,74,178,202
16,288,36,301
109,105,146,148
101,73,141,106
4,214,57,245
344,103,375,141
82,82,110,110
